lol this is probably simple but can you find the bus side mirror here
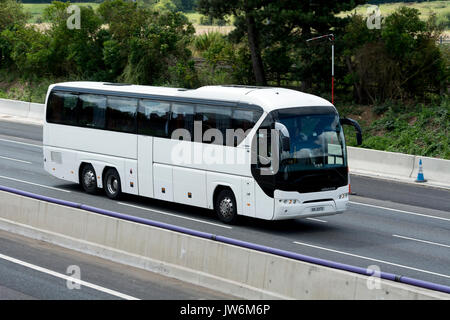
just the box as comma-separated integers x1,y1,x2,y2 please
340,117,362,145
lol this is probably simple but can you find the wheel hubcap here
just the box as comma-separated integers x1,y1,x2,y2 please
219,197,234,219
107,176,118,195
84,170,96,188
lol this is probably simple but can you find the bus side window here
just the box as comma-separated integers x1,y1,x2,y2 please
196,104,232,145
106,96,138,133
232,108,262,146
47,91,78,125
78,94,106,129
170,103,195,141
138,100,170,138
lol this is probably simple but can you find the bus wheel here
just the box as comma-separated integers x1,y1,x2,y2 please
104,168,122,200
81,164,97,194
215,189,238,224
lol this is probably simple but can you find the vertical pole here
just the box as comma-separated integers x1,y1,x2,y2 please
331,37,335,105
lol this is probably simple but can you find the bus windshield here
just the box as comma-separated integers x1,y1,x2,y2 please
274,108,347,175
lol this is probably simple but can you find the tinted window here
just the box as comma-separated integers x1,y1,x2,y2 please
46,91,78,125
170,103,195,141
78,94,106,129
138,100,170,138
233,108,262,131
196,105,232,145
106,96,137,133
229,108,263,146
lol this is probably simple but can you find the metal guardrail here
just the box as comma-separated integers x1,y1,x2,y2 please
0,184,449,295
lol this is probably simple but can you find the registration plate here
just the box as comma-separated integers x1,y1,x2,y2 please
311,206,325,212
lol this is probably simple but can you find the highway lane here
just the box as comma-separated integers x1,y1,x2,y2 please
0,230,234,300
0,120,449,291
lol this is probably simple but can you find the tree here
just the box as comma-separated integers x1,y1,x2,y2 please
43,1,105,77
154,0,178,12
99,0,196,85
342,7,447,103
0,0,30,68
197,0,268,85
1,25,51,77
197,0,365,87
0,0,29,32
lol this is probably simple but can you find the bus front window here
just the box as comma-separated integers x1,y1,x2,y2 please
274,109,347,180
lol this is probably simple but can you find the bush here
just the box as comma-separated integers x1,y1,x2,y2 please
44,1,105,77
1,25,52,77
99,1,195,85
199,15,227,26
343,7,447,104
345,98,450,159
0,0,30,32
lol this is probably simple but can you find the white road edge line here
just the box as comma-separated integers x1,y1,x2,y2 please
0,155,32,164
117,202,232,229
349,201,450,222
0,252,139,300
306,218,327,223
0,138,42,148
393,234,450,249
0,175,71,193
293,240,450,280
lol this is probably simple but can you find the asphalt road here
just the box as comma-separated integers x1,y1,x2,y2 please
0,120,449,293
0,229,234,300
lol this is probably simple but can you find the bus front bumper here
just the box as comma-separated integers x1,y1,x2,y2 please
272,185,349,220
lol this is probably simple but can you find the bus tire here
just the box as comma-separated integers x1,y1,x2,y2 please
80,164,97,194
215,189,238,224
104,168,122,200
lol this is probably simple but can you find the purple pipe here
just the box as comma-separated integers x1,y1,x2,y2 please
216,235,398,281
0,184,449,295
0,185,82,209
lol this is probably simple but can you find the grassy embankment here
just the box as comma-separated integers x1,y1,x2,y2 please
339,100,449,159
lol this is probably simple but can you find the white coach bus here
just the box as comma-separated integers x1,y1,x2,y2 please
43,82,362,223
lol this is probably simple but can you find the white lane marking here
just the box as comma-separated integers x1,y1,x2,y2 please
293,240,450,280
0,138,42,148
0,155,32,164
393,234,450,249
0,175,71,193
0,252,139,300
349,201,450,222
118,202,232,229
306,218,327,223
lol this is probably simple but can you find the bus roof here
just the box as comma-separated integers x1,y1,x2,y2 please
50,81,334,112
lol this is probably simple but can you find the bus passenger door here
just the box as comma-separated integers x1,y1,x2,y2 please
137,135,154,198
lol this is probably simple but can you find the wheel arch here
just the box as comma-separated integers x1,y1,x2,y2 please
212,184,239,215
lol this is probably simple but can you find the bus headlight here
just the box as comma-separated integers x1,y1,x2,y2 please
338,193,348,199
279,199,298,205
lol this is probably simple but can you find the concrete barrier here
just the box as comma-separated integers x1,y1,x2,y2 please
348,146,450,187
348,147,415,179
410,155,450,185
0,189,447,300
0,98,44,121
28,102,45,121
0,98,31,118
